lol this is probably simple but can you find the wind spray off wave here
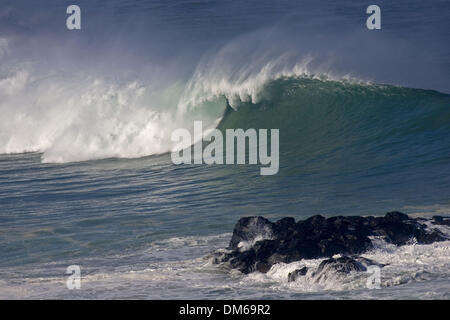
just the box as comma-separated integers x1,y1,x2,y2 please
0,36,350,164
1,22,449,169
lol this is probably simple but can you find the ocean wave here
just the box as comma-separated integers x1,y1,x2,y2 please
1,31,449,167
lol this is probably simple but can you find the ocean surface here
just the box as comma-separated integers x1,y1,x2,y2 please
0,0,449,299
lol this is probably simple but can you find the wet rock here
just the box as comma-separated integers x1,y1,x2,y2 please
255,262,272,273
288,267,308,282
316,256,367,274
432,216,450,226
350,256,386,268
228,216,274,251
369,211,430,245
217,212,448,274
312,256,386,282
227,249,256,274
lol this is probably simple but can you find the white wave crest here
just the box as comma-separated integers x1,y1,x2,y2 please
0,34,364,163
243,238,450,294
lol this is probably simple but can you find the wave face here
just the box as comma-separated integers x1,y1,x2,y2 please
1,0,449,164
218,77,450,178
1,57,449,211
206,76,450,216
3,59,449,170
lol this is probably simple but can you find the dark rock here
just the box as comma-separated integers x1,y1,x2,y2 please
273,217,296,239
218,212,448,274
316,256,367,274
253,239,279,259
255,262,272,273
288,267,308,282
350,256,386,268
432,216,450,226
385,211,410,222
416,229,447,244
228,216,274,251
313,256,386,281
228,249,256,274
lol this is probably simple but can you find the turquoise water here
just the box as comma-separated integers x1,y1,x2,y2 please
0,0,449,299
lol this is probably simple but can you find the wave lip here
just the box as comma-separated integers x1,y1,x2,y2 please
2,33,449,166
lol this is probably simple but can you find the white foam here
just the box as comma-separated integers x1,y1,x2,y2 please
177,52,365,113
242,238,450,293
237,218,274,252
0,33,367,163
0,231,448,299
0,64,223,163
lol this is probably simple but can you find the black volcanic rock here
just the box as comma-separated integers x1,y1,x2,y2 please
228,216,274,251
313,256,385,276
288,267,308,282
432,216,450,226
350,256,386,268
216,212,448,274
316,256,367,274
310,255,386,283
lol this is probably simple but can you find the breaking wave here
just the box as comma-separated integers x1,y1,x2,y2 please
1,31,449,172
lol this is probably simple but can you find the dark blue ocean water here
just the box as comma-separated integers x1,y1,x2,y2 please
0,0,449,299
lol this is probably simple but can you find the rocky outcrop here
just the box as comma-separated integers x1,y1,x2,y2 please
287,267,308,282
215,212,449,274
432,216,450,226
315,256,383,274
